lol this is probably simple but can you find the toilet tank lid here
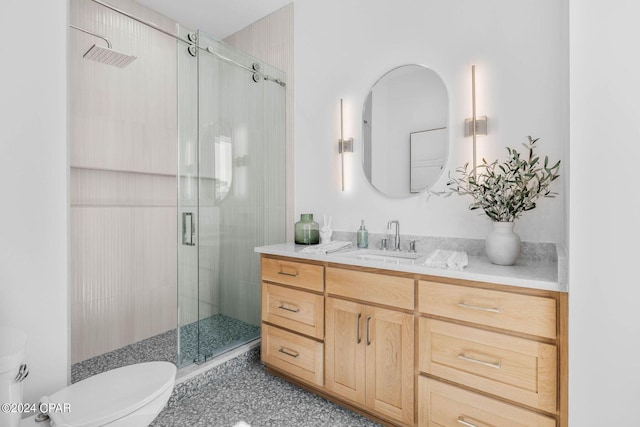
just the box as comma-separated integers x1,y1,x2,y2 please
43,361,176,427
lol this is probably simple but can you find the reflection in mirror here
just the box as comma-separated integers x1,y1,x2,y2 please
202,123,233,202
213,135,232,201
362,65,448,197
410,127,447,193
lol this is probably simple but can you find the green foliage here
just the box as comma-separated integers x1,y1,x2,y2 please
441,136,561,222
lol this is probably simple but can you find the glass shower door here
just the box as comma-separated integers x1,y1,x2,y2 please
177,29,200,367
177,29,286,367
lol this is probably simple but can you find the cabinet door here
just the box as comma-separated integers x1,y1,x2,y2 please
325,297,366,405
365,306,415,426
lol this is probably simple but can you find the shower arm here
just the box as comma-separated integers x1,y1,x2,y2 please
69,24,112,49
88,0,286,87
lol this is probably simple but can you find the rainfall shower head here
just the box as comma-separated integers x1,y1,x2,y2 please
83,44,137,68
70,24,137,68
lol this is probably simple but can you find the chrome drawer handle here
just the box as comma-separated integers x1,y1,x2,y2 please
366,315,372,346
277,271,298,277
356,313,362,344
278,303,300,313
457,417,481,427
458,353,501,369
457,302,501,313
278,347,299,358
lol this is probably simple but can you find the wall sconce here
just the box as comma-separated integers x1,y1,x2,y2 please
464,65,488,175
339,98,354,191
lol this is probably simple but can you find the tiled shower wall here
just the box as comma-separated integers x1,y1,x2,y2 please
221,5,293,325
69,0,178,363
224,4,295,242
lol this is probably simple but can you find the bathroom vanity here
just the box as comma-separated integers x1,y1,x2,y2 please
256,243,567,427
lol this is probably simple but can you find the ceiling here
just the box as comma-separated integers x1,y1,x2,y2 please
136,0,292,40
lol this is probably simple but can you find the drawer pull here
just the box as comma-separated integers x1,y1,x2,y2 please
457,417,484,427
278,347,299,358
458,353,502,369
278,270,299,277
457,302,501,313
278,303,300,313
366,315,372,346
356,313,362,344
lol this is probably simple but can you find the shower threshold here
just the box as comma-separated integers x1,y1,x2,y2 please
178,314,260,366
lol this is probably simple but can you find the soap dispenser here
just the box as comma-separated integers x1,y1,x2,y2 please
357,220,369,248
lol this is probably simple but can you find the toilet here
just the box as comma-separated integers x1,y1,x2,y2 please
20,361,176,427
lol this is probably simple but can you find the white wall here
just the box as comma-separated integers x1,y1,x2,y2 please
294,0,569,243
0,0,69,404
569,0,640,423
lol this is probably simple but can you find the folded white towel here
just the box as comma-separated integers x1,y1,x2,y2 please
300,241,352,254
424,249,468,270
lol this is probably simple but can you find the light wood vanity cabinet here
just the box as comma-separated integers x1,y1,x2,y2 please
260,254,567,427
260,257,325,387
325,267,415,426
418,280,566,427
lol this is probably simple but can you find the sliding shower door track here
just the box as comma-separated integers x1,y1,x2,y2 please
89,0,286,86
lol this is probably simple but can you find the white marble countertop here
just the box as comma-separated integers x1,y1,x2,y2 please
255,242,568,293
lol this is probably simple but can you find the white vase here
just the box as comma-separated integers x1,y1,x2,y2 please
485,221,521,266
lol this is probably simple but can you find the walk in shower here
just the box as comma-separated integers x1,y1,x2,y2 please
176,30,286,366
69,0,286,377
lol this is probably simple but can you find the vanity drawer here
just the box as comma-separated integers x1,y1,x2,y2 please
419,318,557,413
262,324,323,387
326,267,414,310
419,377,556,427
262,283,324,339
261,257,324,292
418,280,556,339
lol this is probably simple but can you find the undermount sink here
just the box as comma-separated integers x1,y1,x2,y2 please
332,249,426,265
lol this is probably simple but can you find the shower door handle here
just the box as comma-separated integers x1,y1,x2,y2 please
182,212,195,246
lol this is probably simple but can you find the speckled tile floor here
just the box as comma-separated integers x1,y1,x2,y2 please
152,350,381,427
73,317,380,426
72,314,259,383
71,329,176,383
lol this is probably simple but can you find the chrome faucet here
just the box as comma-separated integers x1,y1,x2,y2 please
387,220,400,251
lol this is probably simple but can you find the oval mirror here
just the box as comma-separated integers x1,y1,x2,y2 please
362,64,448,197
